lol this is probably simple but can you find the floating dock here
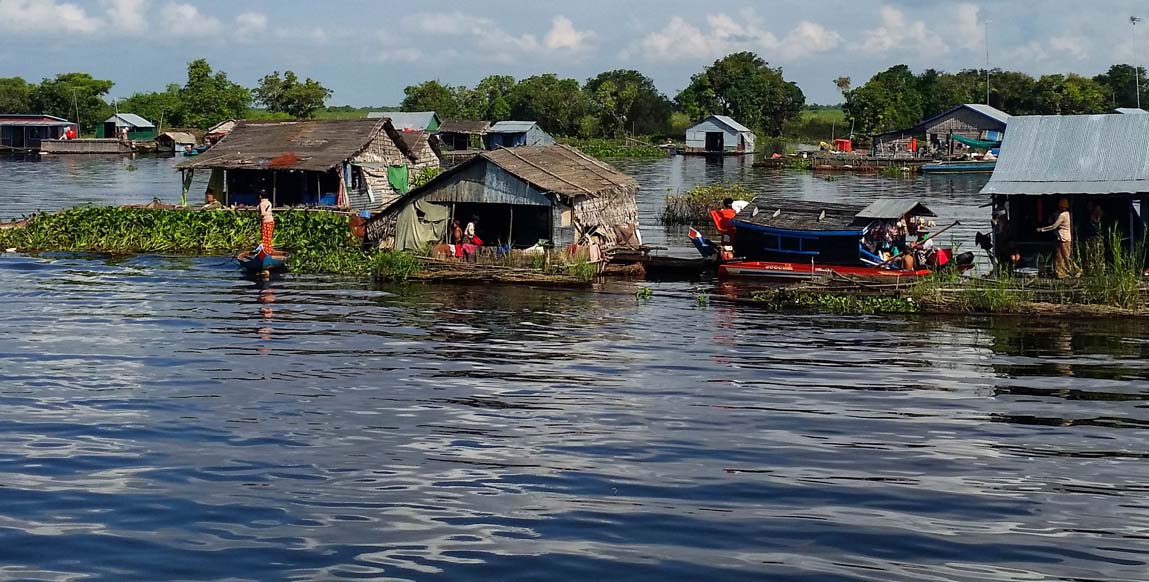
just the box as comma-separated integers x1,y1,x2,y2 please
40,139,134,155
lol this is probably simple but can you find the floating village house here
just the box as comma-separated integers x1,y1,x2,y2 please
437,119,492,169
0,114,76,150
982,114,1149,265
367,111,441,132
684,115,757,155
484,121,555,149
365,144,641,253
155,131,197,153
875,104,1009,155
98,113,156,140
176,118,441,211
204,119,237,146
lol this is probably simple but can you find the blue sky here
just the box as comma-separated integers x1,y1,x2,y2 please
0,0,1145,106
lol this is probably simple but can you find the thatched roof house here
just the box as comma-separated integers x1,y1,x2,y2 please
366,144,641,252
176,118,440,210
155,131,197,153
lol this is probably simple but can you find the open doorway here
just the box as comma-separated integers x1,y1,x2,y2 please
449,203,552,248
705,132,725,152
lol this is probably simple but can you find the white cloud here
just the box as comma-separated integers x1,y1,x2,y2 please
101,0,148,34
159,2,221,37
375,47,422,63
860,6,939,56
401,12,593,63
0,0,102,33
235,12,267,36
545,15,594,53
629,11,840,62
951,4,984,51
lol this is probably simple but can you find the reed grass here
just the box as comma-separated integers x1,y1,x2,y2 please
659,183,754,226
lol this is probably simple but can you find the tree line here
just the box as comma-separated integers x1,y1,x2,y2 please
841,64,1149,136
400,52,805,138
0,59,332,134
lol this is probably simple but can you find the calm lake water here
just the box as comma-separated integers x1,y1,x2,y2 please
2,154,1149,581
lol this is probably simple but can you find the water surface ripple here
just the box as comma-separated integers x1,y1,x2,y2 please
1,253,1148,581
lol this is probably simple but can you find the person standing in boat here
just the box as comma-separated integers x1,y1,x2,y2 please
258,190,275,252
1037,198,1079,278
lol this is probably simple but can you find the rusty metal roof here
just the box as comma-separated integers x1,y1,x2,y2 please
981,114,1149,196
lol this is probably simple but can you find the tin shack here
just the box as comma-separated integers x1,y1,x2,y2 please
484,121,555,149
684,115,756,154
177,118,440,211
366,144,641,252
982,114,1149,268
0,114,75,150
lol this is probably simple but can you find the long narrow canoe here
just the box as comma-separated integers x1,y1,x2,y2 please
920,160,996,174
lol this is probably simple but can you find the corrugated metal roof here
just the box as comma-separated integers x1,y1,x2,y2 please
702,115,753,134
981,114,1149,196
368,111,437,130
962,104,1011,125
0,114,70,122
0,120,72,127
106,113,155,128
487,121,539,133
1115,108,1149,115
856,199,937,220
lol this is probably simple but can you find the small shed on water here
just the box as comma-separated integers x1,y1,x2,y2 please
484,121,555,149
155,131,197,153
176,118,441,211
981,114,1149,265
368,111,441,132
0,114,76,149
366,144,641,252
684,115,756,154
99,114,157,140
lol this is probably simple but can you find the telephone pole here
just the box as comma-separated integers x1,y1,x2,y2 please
984,20,991,105
1133,16,1143,110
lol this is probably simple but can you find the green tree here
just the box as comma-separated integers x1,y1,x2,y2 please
1093,64,1149,109
400,80,461,117
583,69,672,137
458,75,515,120
179,59,251,130
0,77,35,114
117,84,185,129
509,74,587,135
675,52,805,136
1035,74,1108,114
31,73,114,135
253,70,332,119
841,64,922,135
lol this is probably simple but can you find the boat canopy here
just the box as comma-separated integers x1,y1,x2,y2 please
952,134,1001,149
856,199,936,220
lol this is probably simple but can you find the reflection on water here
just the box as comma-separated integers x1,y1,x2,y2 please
0,252,1148,581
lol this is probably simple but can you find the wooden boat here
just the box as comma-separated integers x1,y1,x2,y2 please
719,260,932,281
920,160,996,174
236,247,287,274
691,197,974,281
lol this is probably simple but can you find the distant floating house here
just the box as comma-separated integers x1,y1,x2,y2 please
155,131,197,153
438,119,491,151
367,111,441,132
484,121,555,149
0,114,75,150
684,115,756,155
875,104,1009,155
99,114,157,140
981,114,1149,265
176,118,441,211
1115,107,1149,115
204,119,237,146
366,144,641,252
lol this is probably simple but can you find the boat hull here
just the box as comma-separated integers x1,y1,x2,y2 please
920,161,996,174
236,249,287,273
718,260,932,281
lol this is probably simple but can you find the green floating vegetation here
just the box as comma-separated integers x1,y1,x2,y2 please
660,183,755,226
560,137,668,159
753,288,919,315
0,206,422,281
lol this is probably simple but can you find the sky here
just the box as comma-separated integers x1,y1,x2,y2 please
0,0,1146,107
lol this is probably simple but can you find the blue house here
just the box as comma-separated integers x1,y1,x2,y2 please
483,121,555,149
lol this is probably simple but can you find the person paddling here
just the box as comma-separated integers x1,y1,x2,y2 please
258,190,275,252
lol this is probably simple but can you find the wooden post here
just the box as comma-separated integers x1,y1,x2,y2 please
272,171,277,207
316,174,321,206
508,206,514,248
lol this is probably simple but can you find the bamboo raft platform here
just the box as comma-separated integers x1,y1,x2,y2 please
411,257,592,287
